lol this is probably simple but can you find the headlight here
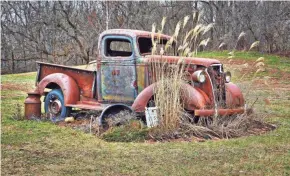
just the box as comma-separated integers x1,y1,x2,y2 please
225,71,231,83
192,70,206,83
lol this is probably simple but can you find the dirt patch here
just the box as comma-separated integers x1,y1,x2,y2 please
223,58,290,91
273,51,290,58
2,82,33,92
57,118,93,133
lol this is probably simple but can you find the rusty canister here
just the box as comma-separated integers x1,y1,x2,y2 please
24,91,41,119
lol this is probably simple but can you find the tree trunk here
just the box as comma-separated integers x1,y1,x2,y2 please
11,51,15,73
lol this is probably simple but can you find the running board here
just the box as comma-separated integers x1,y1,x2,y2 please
66,103,104,111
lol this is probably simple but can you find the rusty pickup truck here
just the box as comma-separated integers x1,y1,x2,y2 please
25,29,246,125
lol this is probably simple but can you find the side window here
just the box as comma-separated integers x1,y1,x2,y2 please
104,38,132,57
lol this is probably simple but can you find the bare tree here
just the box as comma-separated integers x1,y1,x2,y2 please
1,1,289,74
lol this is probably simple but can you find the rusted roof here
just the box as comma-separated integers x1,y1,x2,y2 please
99,29,172,39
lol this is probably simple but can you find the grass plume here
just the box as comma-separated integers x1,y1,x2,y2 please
149,15,213,133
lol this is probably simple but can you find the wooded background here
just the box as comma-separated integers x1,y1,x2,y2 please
1,1,290,74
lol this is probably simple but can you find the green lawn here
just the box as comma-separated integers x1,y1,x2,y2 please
197,50,290,72
1,51,290,175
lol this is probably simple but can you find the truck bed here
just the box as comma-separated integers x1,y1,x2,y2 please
36,62,97,99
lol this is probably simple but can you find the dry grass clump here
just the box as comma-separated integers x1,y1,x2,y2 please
150,13,213,133
180,113,275,139
151,63,186,131
148,113,275,141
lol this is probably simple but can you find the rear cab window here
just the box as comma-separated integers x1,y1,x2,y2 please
138,37,175,56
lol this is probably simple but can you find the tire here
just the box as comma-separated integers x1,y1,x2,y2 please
44,89,71,122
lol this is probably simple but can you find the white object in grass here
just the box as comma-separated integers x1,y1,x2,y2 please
65,117,74,123
145,107,159,128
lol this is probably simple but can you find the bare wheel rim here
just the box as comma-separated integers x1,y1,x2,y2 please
48,96,62,116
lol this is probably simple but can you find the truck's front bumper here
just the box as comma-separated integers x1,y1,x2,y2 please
194,108,245,116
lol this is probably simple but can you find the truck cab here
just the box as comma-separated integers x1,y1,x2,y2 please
96,29,174,104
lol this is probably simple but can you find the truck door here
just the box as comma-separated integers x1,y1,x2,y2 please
99,36,137,103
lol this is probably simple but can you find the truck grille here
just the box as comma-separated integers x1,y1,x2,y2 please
207,64,226,108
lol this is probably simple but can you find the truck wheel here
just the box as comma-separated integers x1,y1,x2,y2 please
99,104,133,131
45,89,71,122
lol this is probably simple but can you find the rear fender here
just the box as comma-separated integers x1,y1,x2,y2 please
131,83,207,112
225,83,245,108
37,73,80,105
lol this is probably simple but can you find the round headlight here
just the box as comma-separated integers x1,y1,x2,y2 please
192,70,206,83
225,71,231,83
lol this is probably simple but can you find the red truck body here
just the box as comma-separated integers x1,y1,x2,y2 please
25,29,246,123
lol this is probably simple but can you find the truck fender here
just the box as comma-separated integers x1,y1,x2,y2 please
98,104,133,126
225,83,245,108
37,73,80,105
131,83,207,112
182,84,207,111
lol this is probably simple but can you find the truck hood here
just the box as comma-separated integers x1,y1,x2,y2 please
143,55,220,67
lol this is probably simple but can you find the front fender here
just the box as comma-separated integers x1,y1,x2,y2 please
132,83,208,112
37,73,80,105
132,84,155,112
182,84,208,110
225,83,245,108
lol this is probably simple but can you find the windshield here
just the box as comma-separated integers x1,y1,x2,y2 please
138,37,175,56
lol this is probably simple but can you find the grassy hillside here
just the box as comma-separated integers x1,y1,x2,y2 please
1,51,290,175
